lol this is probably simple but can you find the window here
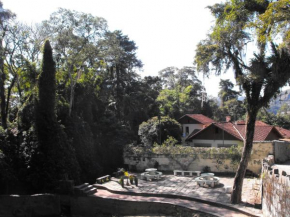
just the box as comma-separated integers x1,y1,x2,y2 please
186,127,189,135
194,143,212,147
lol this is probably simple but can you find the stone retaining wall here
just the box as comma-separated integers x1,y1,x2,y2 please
70,195,206,217
0,194,60,217
124,142,274,175
274,140,290,163
262,156,290,217
0,193,205,217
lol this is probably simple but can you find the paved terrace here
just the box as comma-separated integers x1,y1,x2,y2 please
93,174,262,217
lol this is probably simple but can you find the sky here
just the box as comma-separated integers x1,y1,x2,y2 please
4,0,236,97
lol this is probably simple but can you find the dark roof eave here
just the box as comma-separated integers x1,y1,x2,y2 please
186,123,243,142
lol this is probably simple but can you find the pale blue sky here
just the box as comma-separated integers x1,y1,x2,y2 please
4,0,236,97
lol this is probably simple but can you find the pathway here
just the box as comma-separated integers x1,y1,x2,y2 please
94,189,250,217
93,174,262,217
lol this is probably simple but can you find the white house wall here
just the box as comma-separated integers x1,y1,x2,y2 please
188,139,243,148
182,124,203,137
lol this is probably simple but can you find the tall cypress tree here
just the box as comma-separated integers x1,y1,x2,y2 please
32,40,79,192
38,40,56,123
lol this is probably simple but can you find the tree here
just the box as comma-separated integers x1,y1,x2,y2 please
5,21,43,103
195,0,290,204
38,41,56,122
223,98,246,121
41,8,108,116
138,116,181,147
0,1,15,128
218,79,239,107
157,66,205,119
122,76,161,136
258,107,290,129
277,103,290,116
158,66,199,89
99,30,143,121
33,40,79,191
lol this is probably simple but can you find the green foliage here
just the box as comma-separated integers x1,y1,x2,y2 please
253,0,290,48
33,40,80,192
195,0,290,203
157,67,204,119
257,108,290,129
38,41,56,119
223,98,246,121
126,143,242,161
0,6,254,195
161,136,178,147
218,79,240,107
138,116,181,146
124,143,150,156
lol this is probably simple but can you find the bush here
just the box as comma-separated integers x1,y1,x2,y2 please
138,116,181,146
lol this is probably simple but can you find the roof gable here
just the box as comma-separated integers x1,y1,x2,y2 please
180,114,290,142
179,114,214,125
275,127,290,139
235,125,284,141
186,122,243,141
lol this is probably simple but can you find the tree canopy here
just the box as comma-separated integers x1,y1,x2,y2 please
195,0,290,204
138,116,181,147
1,1,289,198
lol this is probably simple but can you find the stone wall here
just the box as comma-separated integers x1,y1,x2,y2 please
248,142,274,174
70,195,202,217
274,140,290,163
262,156,290,217
0,194,60,217
124,142,274,174
0,193,199,217
187,139,243,148
125,154,239,173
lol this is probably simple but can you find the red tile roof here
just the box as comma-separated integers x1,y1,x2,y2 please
215,122,243,140
235,120,270,126
275,127,290,139
234,120,282,141
255,121,270,126
182,114,215,124
186,122,243,141
186,116,289,142
235,126,279,141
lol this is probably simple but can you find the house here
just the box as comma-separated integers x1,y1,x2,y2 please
178,114,215,137
178,114,290,147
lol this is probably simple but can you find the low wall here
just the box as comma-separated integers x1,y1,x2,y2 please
0,194,207,217
70,195,204,217
124,142,274,175
274,140,290,163
0,194,60,217
125,154,239,173
262,156,290,217
248,142,274,174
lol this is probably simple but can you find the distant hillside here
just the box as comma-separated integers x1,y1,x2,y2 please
268,89,290,114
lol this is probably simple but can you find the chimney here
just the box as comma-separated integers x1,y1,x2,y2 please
226,116,231,122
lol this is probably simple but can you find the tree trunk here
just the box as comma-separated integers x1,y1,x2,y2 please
0,39,7,129
115,64,121,120
5,75,16,118
68,65,74,117
231,108,258,204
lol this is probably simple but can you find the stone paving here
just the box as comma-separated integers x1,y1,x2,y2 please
96,189,249,217
98,174,262,216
